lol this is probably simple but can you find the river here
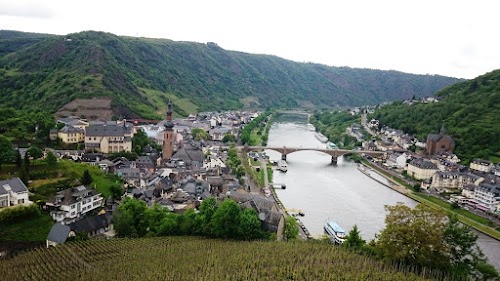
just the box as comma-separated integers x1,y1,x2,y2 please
265,117,500,270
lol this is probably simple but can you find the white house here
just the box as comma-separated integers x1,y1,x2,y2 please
473,183,500,212
204,157,227,169
470,159,493,173
45,185,103,223
386,153,408,169
407,159,438,180
0,178,32,208
85,122,133,153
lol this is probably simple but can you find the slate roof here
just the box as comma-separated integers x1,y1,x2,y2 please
86,124,132,137
409,158,437,169
172,145,205,165
47,223,71,244
46,185,99,206
59,125,84,134
0,177,28,195
69,213,112,234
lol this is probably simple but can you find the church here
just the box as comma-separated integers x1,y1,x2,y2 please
426,126,455,156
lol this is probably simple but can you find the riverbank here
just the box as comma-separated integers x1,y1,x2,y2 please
360,159,500,241
357,163,411,195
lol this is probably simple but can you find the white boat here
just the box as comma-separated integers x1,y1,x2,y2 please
307,123,315,131
277,160,288,172
315,133,328,143
324,220,346,244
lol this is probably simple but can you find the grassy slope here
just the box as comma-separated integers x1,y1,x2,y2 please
0,31,460,118
0,237,442,281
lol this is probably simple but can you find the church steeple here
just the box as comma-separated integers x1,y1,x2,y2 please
162,100,175,161
164,100,174,131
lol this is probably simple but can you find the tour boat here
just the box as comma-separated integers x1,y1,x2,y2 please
323,220,346,244
315,133,328,143
277,160,288,172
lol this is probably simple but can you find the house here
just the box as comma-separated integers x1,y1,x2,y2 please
135,156,156,174
58,125,85,144
204,157,227,169
68,213,113,238
0,178,32,208
117,168,143,188
209,127,232,141
473,183,500,212
426,127,455,156
171,144,205,167
470,159,493,173
386,152,407,169
85,122,133,153
46,223,71,247
57,117,89,130
49,129,58,141
45,185,104,223
431,172,483,191
407,158,438,180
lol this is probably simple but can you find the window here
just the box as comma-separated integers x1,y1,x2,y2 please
18,199,25,205
71,204,76,209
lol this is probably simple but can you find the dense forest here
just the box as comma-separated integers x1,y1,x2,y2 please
0,30,460,119
370,69,500,163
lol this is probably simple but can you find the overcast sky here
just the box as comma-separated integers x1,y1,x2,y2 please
1,0,499,79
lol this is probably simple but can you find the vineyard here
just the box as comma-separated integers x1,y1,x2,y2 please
0,237,452,280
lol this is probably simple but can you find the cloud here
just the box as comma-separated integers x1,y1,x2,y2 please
0,1,53,18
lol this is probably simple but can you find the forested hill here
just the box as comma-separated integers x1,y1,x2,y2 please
0,30,460,118
370,69,500,163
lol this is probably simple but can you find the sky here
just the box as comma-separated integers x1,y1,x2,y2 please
1,0,499,79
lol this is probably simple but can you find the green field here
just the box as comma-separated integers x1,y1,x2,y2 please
0,237,445,281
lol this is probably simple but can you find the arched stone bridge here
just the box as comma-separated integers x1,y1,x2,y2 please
245,146,385,164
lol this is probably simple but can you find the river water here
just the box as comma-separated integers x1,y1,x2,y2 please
265,117,500,270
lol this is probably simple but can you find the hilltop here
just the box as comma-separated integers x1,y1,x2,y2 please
0,30,460,119
370,69,500,163
0,236,444,281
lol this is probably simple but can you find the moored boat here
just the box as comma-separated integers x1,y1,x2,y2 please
323,220,346,244
277,160,288,172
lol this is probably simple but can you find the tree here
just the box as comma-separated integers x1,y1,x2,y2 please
15,150,22,168
27,145,43,160
191,128,209,141
375,203,449,269
222,133,236,143
109,184,123,200
237,208,262,240
284,216,299,241
115,198,147,237
211,199,241,238
342,225,366,251
113,210,137,237
80,169,93,186
374,203,496,278
197,197,217,235
132,129,149,155
45,151,57,166
0,135,15,169
18,166,29,187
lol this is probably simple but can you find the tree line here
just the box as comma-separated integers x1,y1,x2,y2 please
113,197,270,241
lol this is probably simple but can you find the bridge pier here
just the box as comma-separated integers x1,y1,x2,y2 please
331,156,337,165
281,154,287,161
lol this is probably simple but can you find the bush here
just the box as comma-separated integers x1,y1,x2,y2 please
0,204,41,225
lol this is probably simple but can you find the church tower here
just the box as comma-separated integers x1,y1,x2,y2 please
162,100,175,161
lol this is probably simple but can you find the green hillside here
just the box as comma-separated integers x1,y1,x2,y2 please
0,237,445,281
0,30,460,119
370,69,500,163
